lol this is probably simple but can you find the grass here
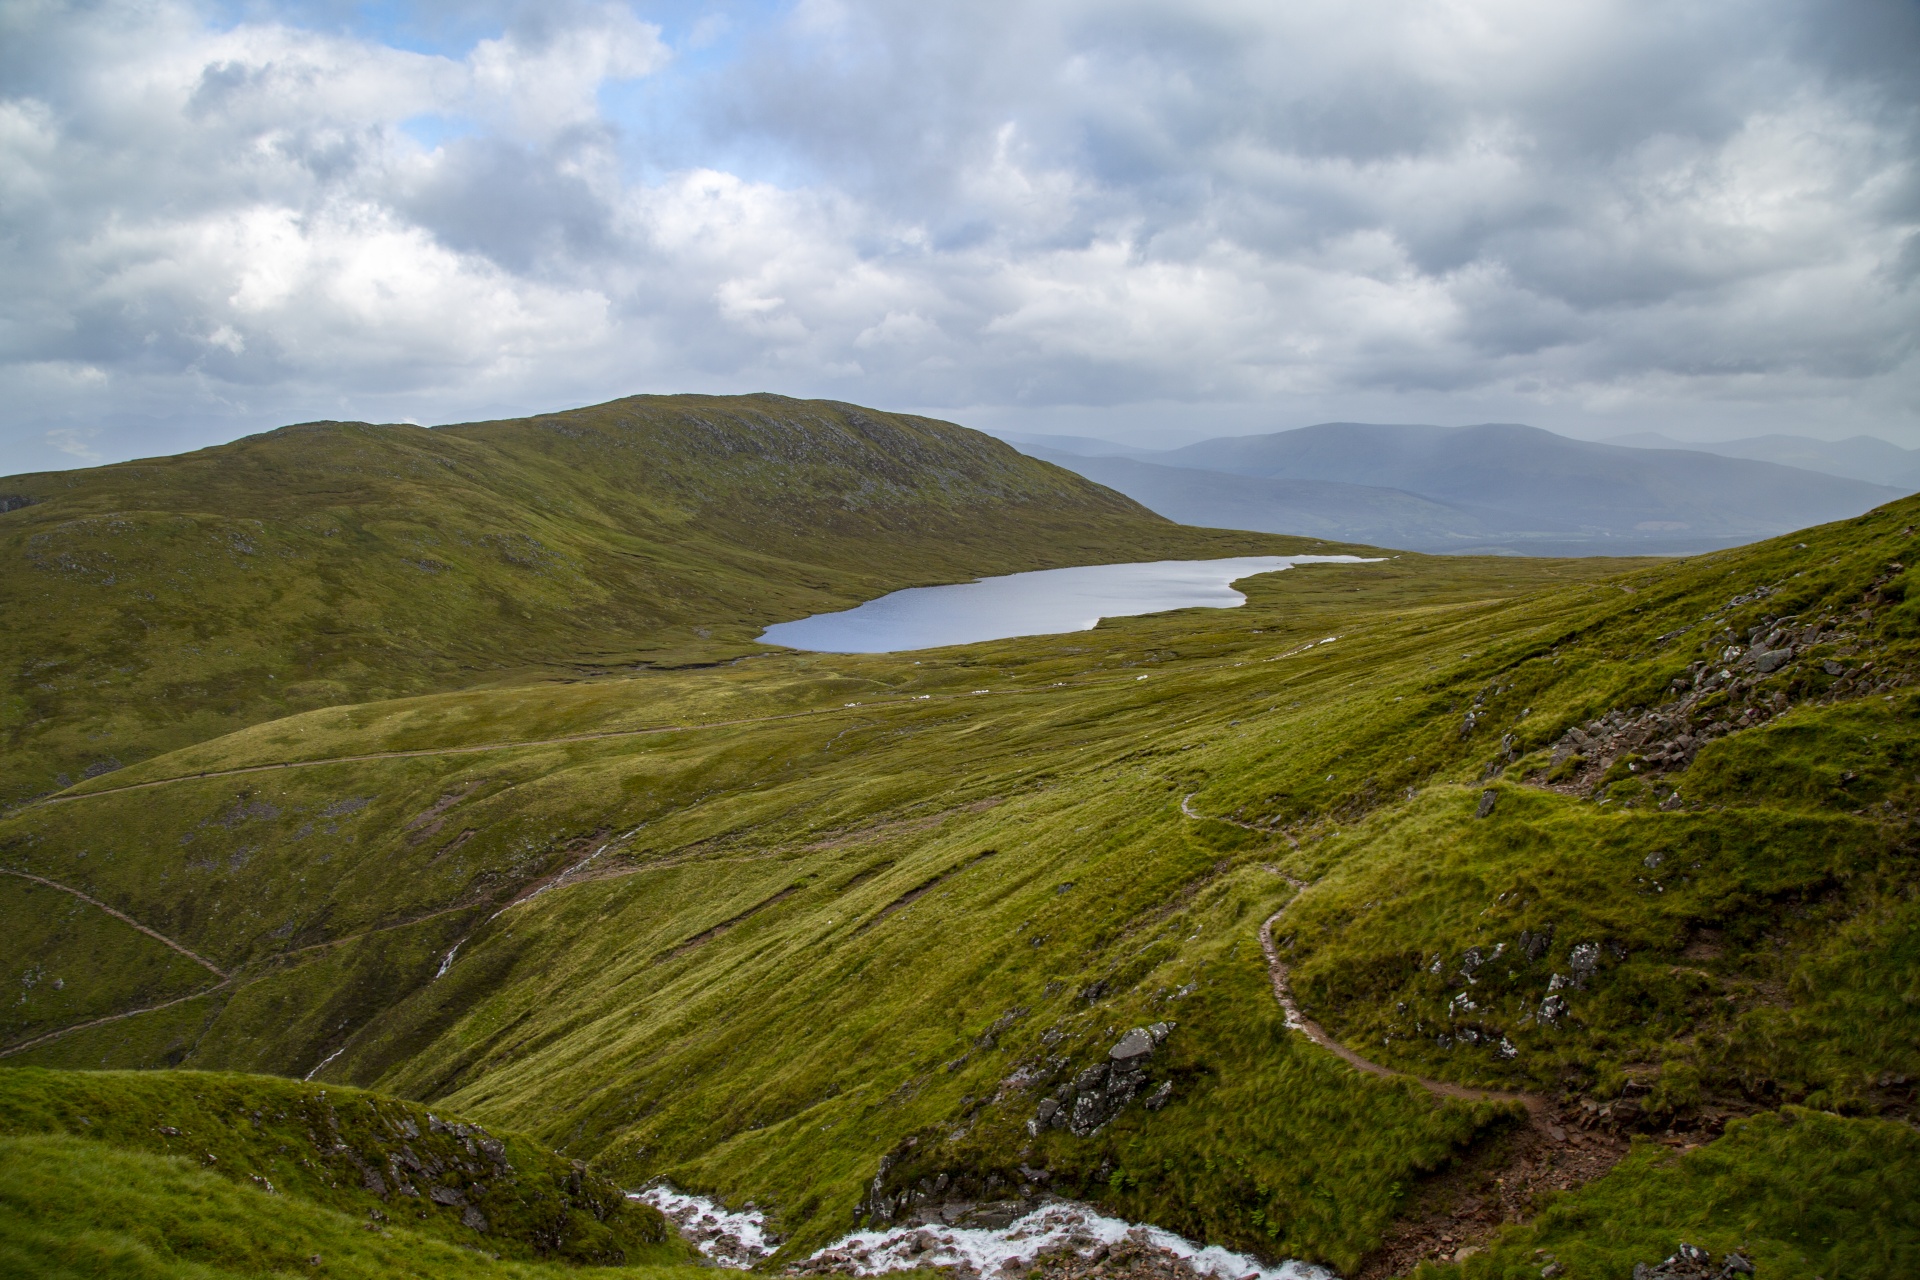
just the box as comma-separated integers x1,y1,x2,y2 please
0,394,1306,805
4,399,1919,1275
0,1067,697,1267
0,1133,708,1280
1409,1108,1920,1279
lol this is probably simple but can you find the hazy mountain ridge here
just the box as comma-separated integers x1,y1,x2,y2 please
1013,421,1908,554
1606,431,1920,489
1024,448,1513,547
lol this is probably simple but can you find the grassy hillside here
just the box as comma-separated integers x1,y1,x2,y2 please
0,394,1297,805
0,1067,696,1269
5,420,1919,1274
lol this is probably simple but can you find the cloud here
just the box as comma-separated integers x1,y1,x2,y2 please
0,0,1916,471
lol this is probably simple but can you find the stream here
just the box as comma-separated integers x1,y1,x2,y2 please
633,1186,1330,1279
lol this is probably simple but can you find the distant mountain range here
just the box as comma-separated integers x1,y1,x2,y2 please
1009,422,1911,555
1605,432,1920,489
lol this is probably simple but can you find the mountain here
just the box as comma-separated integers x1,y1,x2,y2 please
1133,421,1908,553
6,469,1919,1276
0,394,1307,804
1608,431,1920,490
1023,447,1514,547
990,432,1166,460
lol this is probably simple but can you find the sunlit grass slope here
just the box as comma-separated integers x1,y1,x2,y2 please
0,393,1300,804
0,1067,696,1269
5,493,1920,1275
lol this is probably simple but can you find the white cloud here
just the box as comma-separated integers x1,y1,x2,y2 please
0,0,1916,471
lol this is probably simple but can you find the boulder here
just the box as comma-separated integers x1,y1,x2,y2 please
1108,1029,1155,1063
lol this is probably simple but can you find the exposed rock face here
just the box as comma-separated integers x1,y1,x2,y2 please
1630,1242,1754,1278
1028,1024,1175,1138
1536,601,1910,798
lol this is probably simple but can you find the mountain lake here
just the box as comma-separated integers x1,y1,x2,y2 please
758,555,1375,653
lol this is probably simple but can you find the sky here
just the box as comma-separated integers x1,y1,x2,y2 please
2,0,1917,472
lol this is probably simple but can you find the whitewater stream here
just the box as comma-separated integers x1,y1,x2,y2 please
758,556,1376,653
633,1187,1330,1280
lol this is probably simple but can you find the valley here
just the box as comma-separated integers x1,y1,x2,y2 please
3,398,1919,1280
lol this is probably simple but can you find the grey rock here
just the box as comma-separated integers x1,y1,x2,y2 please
1751,647,1792,674
1519,926,1554,961
1539,994,1568,1023
1568,941,1601,984
1027,1098,1062,1136
1109,1028,1155,1062
1069,1092,1110,1135
461,1206,488,1232
428,1185,465,1207
1143,1081,1174,1110
1824,659,1846,676
1475,789,1498,819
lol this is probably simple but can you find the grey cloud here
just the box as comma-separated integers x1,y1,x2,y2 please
1,0,1917,472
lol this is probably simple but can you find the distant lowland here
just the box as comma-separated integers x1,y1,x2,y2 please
5,395,1920,1280
1010,423,1913,556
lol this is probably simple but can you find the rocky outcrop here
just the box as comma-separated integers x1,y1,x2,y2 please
1626,1242,1754,1279
1535,605,1908,797
1029,1024,1175,1137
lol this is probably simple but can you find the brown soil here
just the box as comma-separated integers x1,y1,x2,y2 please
1255,904,1636,1277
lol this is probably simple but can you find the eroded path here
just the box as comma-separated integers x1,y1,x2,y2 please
0,982,231,1058
1177,809,1632,1278
1258,910,1541,1115
0,867,227,978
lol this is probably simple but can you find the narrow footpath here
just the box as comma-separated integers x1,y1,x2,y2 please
1176,791,1632,1276
0,867,227,977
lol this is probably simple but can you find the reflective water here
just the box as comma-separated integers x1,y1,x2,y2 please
759,556,1372,653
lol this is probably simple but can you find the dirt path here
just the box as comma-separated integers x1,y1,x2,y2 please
1258,909,1542,1116
0,867,228,978
0,979,231,1058
1249,888,1633,1279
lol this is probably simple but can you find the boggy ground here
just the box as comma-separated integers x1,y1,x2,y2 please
5,503,1920,1279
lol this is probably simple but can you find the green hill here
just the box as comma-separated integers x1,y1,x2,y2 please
0,394,1295,805
0,1067,707,1279
4,401,1920,1278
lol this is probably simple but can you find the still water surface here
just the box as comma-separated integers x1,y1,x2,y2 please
760,556,1372,653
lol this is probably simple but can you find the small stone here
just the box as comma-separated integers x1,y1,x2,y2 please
1108,1029,1155,1063
1476,789,1498,819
